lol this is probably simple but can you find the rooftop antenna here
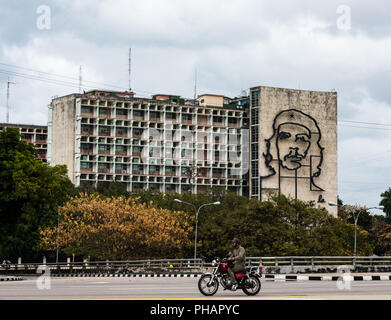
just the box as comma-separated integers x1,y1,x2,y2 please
128,47,132,92
193,68,197,101
6,77,15,123
78,65,82,93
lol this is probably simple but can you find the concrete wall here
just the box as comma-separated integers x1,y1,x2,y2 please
50,96,76,183
253,86,338,216
199,95,224,107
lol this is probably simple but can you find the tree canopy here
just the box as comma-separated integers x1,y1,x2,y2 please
0,127,75,261
40,193,193,260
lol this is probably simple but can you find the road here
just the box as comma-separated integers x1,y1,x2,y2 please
1,277,391,300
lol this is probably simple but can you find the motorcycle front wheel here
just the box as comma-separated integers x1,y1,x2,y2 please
242,275,261,296
198,274,219,296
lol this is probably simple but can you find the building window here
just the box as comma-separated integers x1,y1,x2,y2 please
251,108,259,125
251,144,259,160
115,164,126,170
251,178,259,195
98,144,110,151
251,90,259,107
116,109,128,116
81,106,93,113
99,108,108,115
251,126,258,143
251,161,258,178
132,164,142,171
81,162,92,169
99,126,111,134
116,145,126,152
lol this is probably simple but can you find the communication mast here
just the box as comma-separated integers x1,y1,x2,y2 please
128,48,132,91
6,77,15,123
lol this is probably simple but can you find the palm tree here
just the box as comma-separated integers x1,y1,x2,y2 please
380,188,391,220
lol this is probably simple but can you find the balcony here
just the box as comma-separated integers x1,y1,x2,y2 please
81,130,94,136
116,132,128,138
81,168,93,173
115,151,127,156
116,114,128,120
81,112,94,117
98,150,110,155
132,170,143,175
98,131,111,137
81,149,94,155
98,168,110,173
165,171,176,176
228,122,239,128
115,170,128,174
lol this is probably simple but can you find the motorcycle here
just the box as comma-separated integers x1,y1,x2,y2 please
198,257,262,296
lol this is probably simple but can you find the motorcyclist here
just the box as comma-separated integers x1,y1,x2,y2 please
227,238,246,291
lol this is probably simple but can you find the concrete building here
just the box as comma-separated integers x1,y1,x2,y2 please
48,90,249,195
47,85,338,215
249,86,338,215
0,123,48,162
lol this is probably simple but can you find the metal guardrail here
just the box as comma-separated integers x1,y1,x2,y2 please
251,256,391,267
1,256,391,273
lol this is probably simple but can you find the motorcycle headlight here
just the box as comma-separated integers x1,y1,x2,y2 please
212,259,217,266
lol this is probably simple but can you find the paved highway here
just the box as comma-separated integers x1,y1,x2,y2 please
1,277,391,300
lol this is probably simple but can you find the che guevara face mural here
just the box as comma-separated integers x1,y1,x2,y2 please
262,109,324,193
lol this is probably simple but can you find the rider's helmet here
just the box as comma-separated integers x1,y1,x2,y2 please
231,238,240,245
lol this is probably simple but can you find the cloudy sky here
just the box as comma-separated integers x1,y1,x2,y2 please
1,0,391,209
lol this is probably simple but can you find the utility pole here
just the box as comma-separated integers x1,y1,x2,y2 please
6,78,15,123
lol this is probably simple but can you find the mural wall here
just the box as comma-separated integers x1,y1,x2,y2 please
250,86,338,216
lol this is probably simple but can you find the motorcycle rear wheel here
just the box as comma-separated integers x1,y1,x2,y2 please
198,274,219,296
242,275,261,296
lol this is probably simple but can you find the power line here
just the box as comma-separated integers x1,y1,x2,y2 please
0,62,156,95
339,124,391,131
339,119,391,127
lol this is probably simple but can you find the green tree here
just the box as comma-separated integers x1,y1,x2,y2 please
380,188,391,221
0,127,75,261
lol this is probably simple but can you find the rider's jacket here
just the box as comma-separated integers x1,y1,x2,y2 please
228,245,246,270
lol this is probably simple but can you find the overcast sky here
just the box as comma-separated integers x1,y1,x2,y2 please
0,0,391,209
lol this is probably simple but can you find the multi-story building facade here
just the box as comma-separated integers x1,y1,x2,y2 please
48,90,249,195
48,85,338,215
249,86,338,215
0,123,48,162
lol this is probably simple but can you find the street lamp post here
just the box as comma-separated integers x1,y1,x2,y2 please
56,211,59,265
329,202,384,256
174,199,220,262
